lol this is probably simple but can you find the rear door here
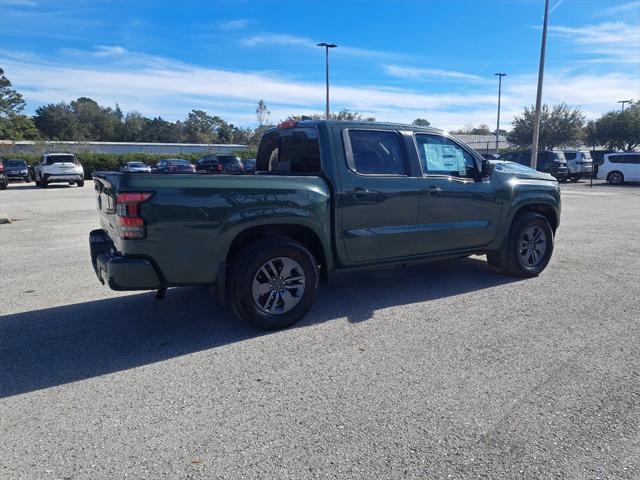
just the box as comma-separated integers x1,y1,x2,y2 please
413,133,503,254
336,128,419,263
624,154,640,181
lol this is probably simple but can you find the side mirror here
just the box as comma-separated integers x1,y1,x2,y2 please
481,159,495,178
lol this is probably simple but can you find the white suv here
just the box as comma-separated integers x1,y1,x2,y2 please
34,153,85,188
597,152,640,184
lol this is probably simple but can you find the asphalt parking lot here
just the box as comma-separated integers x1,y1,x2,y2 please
1,180,639,479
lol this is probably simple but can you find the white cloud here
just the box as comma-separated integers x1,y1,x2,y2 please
94,45,128,57
383,64,488,82
604,1,640,15
548,21,640,63
218,19,254,31
0,0,37,6
2,48,639,131
241,34,310,48
241,33,403,60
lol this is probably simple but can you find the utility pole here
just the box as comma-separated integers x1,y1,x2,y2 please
494,73,506,154
618,99,633,111
531,0,549,170
317,43,337,120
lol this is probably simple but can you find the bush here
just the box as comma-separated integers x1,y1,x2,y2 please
0,150,257,179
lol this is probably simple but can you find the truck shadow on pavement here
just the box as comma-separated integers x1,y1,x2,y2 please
0,258,519,398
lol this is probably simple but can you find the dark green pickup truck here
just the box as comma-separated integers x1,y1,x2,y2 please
91,120,561,329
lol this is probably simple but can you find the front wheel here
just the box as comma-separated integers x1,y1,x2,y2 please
607,171,624,185
77,180,85,187
229,238,318,330
503,212,554,278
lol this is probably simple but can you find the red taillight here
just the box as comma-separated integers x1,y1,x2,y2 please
0,163,3,172
116,192,153,239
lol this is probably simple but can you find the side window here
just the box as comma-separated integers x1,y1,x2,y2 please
609,155,622,164
624,155,640,164
564,152,576,160
256,128,320,173
415,134,477,178
346,130,407,175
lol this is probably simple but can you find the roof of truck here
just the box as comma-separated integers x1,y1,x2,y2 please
267,119,445,134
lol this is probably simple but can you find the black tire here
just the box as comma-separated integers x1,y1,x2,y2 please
35,178,41,186
41,179,48,188
229,238,318,330
77,180,85,187
0,179,7,190
569,175,579,182
607,171,624,185
503,212,554,278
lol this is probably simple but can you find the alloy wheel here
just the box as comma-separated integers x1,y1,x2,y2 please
251,257,306,314
519,226,547,268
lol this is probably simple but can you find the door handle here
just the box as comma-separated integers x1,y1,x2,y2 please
350,187,371,199
422,186,442,196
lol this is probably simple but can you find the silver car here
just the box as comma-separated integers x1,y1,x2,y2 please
120,161,152,173
561,150,593,182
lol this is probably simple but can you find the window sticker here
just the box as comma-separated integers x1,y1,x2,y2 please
423,144,467,175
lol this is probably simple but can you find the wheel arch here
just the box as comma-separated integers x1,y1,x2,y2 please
225,223,330,283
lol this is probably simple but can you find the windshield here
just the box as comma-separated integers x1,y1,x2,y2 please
3,160,27,167
46,155,77,164
581,152,592,160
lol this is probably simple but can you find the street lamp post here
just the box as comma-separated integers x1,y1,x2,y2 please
494,73,507,154
618,99,633,111
531,0,550,171
317,43,337,120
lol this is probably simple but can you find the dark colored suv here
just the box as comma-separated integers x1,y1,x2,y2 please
196,155,244,174
1,159,30,182
500,151,568,181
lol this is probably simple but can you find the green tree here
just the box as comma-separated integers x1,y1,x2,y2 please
70,97,121,141
33,102,80,140
0,68,25,118
412,118,431,127
508,103,585,150
183,110,230,143
256,99,270,126
0,114,39,140
593,104,640,151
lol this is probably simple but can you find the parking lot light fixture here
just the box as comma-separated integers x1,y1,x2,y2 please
317,43,338,120
618,99,633,111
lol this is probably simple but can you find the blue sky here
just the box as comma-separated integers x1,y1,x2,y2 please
0,0,638,131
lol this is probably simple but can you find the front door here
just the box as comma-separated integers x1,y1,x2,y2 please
338,129,419,264
413,133,503,254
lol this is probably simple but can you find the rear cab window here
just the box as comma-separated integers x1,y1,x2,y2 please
46,155,77,165
257,127,321,174
344,130,407,176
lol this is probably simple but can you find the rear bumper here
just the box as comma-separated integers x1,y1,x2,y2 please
44,173,84,182
89,229,162,290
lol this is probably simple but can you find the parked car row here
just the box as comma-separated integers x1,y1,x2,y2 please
119,155,256,175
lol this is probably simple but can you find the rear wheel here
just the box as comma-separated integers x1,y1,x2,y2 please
607,171,624,185
40,177,48,188
503,212,554,278
0,178,7,190
229,238,318,330
77,180,85,187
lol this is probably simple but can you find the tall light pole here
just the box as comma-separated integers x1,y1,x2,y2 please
618,99,633,111
531,0,550,170
317,43,337,120
494,73,507,154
